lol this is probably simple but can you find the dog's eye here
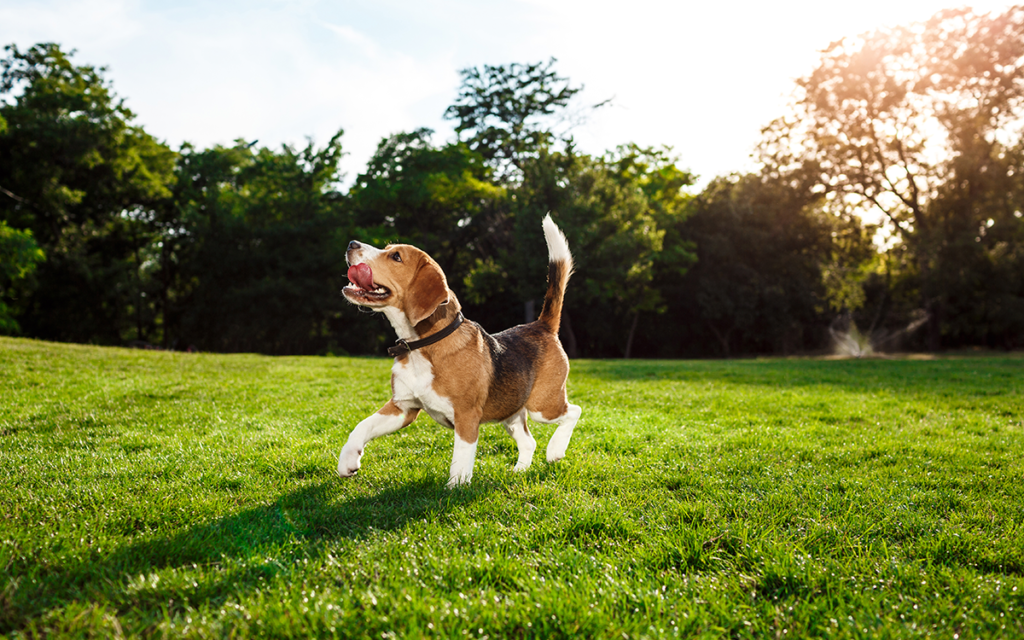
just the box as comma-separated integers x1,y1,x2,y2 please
390,252,402,263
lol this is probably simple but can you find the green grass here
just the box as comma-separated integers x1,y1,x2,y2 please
1,336,1022,639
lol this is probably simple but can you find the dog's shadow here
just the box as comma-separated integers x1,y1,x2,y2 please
9,477,486,628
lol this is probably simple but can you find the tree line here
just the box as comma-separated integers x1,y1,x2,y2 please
2,6,1023,357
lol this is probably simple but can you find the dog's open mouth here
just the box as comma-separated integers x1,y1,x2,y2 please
344,263,391,302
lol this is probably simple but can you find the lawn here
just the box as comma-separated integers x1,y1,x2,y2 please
1,336,1022,638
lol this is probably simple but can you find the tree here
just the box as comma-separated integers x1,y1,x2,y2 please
924,136,1024,348
644,173,852,358
606,144,698,357
0,43,175,344
348,128,505,279
444,59,582,182
0,221,44,334
451,143,694,358
438,59,695,356
760,6,1024,349
167,134,353,354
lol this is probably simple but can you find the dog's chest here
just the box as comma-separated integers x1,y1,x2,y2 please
391,353,455,428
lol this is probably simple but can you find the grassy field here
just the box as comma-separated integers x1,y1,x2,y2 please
1,336,1022,638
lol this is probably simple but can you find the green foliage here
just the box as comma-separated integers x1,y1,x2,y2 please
3,37,1021,357
444,58,581,181
0,221,43,283
2,338,1023,637
606,144,699,355
554,148,673,355
818,214,878,314
0,221,44,334
437,59,678,355
442,143,697,357
641,173,855,357
923,135,1024,349
349,128,505,277
354,97,697,358
166,134,355,354
0,43,176,344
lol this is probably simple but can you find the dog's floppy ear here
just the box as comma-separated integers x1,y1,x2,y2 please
406,260,449,325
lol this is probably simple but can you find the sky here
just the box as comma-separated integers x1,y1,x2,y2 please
1,0,1016,188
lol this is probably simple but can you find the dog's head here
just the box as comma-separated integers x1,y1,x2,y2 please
343,241,450,326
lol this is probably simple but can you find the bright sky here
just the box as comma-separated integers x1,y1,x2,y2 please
2,0,1015,188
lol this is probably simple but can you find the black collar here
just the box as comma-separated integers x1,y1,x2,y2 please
387,312,464,358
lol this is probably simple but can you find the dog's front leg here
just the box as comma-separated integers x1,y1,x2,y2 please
447,412,481,488
338,400,419,478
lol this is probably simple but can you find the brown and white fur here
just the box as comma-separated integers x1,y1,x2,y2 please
337,214,581,487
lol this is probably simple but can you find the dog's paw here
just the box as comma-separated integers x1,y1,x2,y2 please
512,460,532,472
337,445,363,478
546,423,575,463
546,441,568,463
445,472,472,488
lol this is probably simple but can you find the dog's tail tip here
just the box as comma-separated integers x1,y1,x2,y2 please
542,213,572,267
538,213,573,334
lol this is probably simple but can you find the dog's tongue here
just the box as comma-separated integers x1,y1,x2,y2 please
347,263,375,291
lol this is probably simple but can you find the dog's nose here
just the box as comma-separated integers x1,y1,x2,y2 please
348,240,361,251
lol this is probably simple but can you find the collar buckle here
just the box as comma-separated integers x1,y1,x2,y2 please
386,312,464,358
387,339,411,358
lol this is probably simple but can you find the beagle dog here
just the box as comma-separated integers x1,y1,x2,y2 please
337,214,582,487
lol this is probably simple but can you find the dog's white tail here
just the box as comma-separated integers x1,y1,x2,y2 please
538,214,573,333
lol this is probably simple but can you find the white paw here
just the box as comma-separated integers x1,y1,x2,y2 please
337,444,363,477
447,433,476,488
546,428,573,463
445,472,472,488
513,435,536,472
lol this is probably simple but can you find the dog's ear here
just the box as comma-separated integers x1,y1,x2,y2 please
406,260,449,325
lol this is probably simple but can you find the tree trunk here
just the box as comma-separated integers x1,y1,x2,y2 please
624,310,639,359
524,299,536,323
133,232,145,343
706,322,731,358
560,310,578,359
918,249,942,352
160,243,171,349
927,298,943,352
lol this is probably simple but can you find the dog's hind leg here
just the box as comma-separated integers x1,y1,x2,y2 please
503,408,537,472
529,403,582,463
523,340,579,464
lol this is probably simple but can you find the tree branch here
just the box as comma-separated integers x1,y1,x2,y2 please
0,184,28,203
